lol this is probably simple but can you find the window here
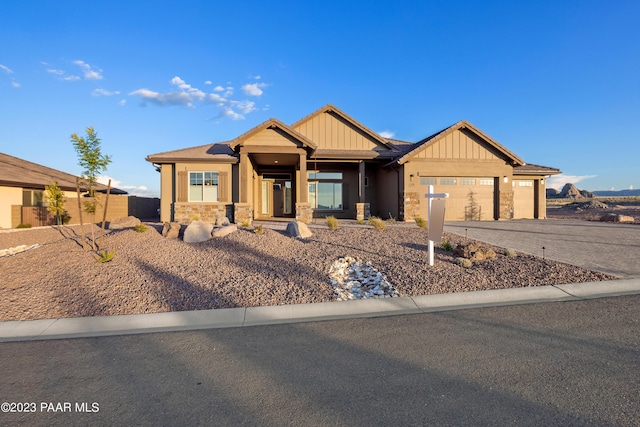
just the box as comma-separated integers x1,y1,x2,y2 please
479,179,494,186
440,178,457,185
189,171,219,202
459,179,476,186
308,171,343,210
420,177,436,186
518,181,533,187
22,190,44,207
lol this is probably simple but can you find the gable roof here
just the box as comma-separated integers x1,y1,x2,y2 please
229,118,317,151
146,142,237,163
387,120,525,167
513,163,561,176
292,104,396,151
0,152,127,194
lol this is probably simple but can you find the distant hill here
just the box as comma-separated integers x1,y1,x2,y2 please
592,189,640,197
547,183,594,199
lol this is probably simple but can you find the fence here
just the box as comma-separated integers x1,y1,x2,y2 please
12,195,160,227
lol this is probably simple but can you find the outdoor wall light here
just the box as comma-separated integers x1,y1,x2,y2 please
503,176,509,183
410,174,414,182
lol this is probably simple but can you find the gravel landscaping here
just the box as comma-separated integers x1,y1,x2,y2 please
0,221,615,322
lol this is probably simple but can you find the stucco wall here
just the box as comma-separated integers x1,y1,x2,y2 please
0,186,23,228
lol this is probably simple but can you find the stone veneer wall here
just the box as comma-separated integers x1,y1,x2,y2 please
355,203,370,221
499,191,514,219
234,203,253,225
400,192,420,221
295,202,313,224
174,202,231,224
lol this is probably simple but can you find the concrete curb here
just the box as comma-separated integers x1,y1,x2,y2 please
1,278,639,342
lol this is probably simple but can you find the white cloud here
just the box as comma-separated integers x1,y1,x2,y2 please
73,60,103,80
119,99,127,106
546,174,597,191
242,83,264,96
0,64,13,73
97,175,158,197
47,68,64,75
130,76,265,120
204,80,212,85
63,75,81,81
630,185,635,190
11,82,20,88
378,130,395,138
92,88,120,96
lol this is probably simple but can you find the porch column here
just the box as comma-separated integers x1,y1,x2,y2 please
358,161,366,203
239,151,249,203
299,152,308,203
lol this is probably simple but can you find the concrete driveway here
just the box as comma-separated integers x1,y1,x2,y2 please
445,219,640,278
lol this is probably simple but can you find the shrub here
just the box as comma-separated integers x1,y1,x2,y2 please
16,223,32,229
415,217,427,229
387,212,397,224
368,216,386,231
356,219,365,225
240,220,251,228
455,257,473,268
253,225,264,235
96,249,116,263
134,224,148,233
441,240,454,252
326,215,339,231
504,248,518,257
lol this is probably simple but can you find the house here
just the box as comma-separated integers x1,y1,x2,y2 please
0,152,131,228
146,104,560,225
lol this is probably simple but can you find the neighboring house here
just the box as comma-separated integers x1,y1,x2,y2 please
0,152,127,229
146,104,560,225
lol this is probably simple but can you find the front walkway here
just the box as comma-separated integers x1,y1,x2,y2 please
445,219,640,278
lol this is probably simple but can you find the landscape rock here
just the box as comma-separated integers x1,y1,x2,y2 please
285,221,313,239
183,220,214,243
328,256,399,300
212,224,238,238
600,213,635,223
455,242,497,261
215,216,231,227
162,222,181,239
108,216,141,230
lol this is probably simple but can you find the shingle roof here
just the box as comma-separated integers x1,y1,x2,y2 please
145,142,238,163
0,152,127,194
513,163,561,175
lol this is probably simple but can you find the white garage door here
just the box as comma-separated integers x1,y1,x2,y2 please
513,180,535,219
419,177,495,221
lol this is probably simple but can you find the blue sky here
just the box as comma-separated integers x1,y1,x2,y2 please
1,0,638,196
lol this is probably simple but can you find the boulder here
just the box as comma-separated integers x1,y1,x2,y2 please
454,242,496,261
183,220,214,243
215,216,231,227
600,213,635,223
212,224,237,238
108,216,141,230
162,222,181,239
286,221,313,239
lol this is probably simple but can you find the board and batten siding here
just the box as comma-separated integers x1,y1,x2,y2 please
414,129,501,160
244,128,302,147
293,111,380,151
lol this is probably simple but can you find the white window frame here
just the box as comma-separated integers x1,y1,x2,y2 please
188,171,219,202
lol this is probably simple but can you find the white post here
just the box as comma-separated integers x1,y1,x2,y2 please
428,185,434,266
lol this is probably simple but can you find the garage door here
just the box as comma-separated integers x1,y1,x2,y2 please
419,177,495,221
513,180,535,219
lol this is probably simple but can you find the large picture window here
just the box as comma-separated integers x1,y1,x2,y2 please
308,172,343,210
189,171,219,202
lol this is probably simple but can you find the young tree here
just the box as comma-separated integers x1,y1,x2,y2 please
44,180,66,225
71,126,111,250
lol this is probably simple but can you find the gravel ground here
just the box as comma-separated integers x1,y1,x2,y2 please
0,222,614,322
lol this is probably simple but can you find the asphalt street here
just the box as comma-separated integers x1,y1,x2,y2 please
1,295,639,426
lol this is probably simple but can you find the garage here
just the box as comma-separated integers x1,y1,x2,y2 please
419,177,496,221
513,179,535,219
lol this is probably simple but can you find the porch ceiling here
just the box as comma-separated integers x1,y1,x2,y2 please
250,152,299,167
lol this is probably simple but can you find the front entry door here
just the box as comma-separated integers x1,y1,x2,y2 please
260,174,293,218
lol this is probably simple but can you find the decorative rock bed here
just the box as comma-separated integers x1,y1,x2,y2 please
329,256,400,300
0,244,41,258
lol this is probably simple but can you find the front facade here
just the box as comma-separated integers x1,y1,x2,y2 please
146,105,560,225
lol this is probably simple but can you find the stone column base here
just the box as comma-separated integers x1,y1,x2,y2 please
234,203,253,225
355,203,370,221
295,202,313,223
